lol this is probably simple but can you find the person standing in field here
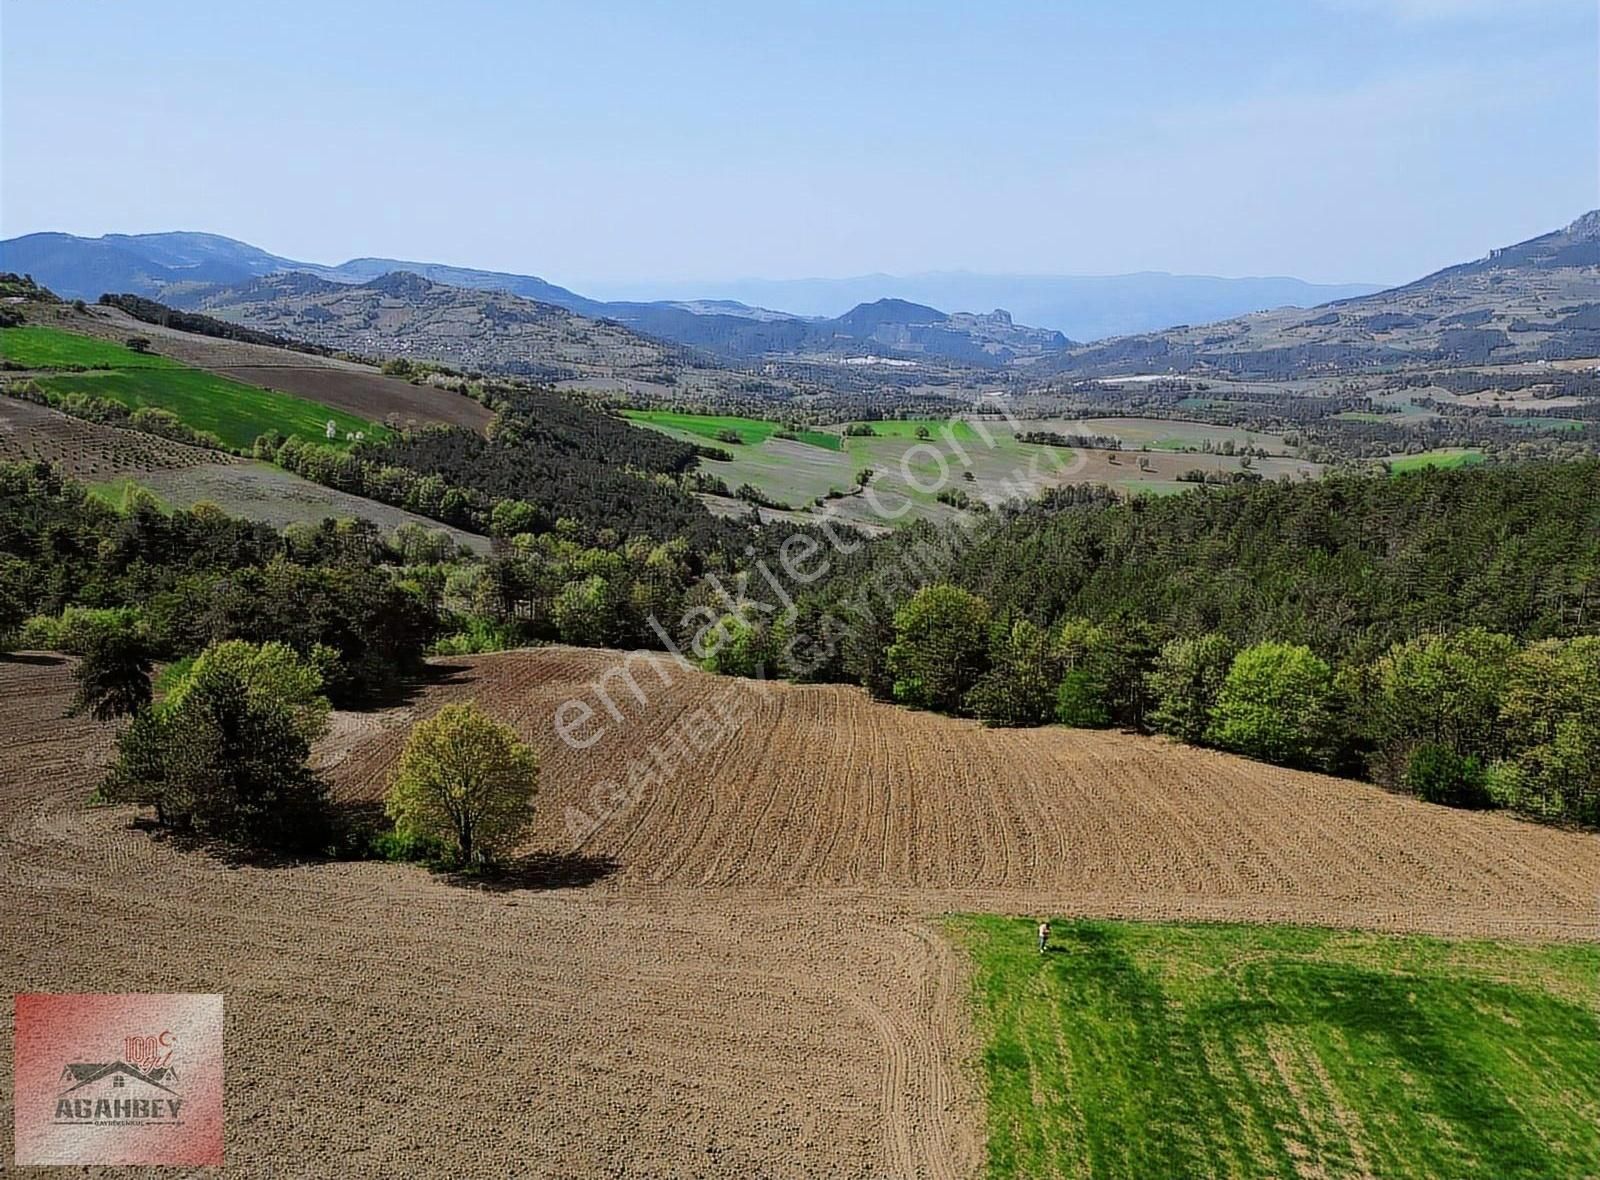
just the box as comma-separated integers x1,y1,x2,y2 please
1037,919,1050,954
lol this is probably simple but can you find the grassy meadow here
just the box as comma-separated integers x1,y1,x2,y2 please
954,915,1600,1180
3,325,387,450
1387,448,1486,473
621,408,841,450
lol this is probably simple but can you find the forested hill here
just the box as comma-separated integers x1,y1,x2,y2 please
769,459,1599,822
847,460,1600,665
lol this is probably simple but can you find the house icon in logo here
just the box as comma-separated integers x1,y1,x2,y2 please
59,1062,179,1096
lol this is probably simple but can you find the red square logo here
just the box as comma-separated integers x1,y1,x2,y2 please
12,993,224,1166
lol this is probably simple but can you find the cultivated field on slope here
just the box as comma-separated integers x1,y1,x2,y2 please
328,648,1599,939
64,304,498,431
1385,447,1486,472
3,325,386,449
0,396,487,546
960,916,1600,1180
0,393,234,478
627,409,1323,524
0,655,978,1179
113,462,491,551
621,408,841,450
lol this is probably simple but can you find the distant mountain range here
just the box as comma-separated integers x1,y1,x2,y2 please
1049,211,1600,380
0,230,1071,367
4,216,1596,380
0,230,1372,355
581,271,1386,341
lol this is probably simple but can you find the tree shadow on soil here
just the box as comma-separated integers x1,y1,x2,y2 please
437,851,621,893
129,816,327,870
2,651,67,667
339,661,478,712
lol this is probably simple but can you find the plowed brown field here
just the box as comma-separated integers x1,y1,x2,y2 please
3,647,1596,1178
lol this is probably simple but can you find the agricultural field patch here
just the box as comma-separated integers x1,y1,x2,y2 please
1055,416,1298,455
1,647,1596,1177
1501,416,1586,431
845,417,982,442
1386,448,1487,473
31,368,385,450
6,323,390,449
0,393,231,478
102,462,491,551
38,305,495,431
621,409,841,450
1,324,178,370
326,648,1597,940
959,916,1600,1180
629,408,1322,526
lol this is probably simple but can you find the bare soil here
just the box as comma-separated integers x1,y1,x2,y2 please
0,394,235,478
3,648,1595,1178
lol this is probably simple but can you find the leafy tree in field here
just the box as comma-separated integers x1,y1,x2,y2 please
70,626,153,722
1207,642,1339,769
967,617,1060,726
386,702,539,867
1364,628,1516,781
1146,633,1236,744
103,640,330,850
887,584,991,713
1405,742,1490,809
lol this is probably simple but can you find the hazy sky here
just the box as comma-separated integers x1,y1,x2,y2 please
2,0,1595,287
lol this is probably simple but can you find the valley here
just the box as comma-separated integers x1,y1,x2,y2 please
2,209,1597,1180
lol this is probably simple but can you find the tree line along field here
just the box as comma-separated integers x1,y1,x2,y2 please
1,324,388,449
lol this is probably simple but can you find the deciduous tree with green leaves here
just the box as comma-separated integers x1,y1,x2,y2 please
886,584,991,713
387,702,540,867
1146,633,1236,744
1207,642,1339,769
1364,628,1516,782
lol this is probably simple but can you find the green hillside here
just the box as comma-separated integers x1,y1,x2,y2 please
2,325,386,449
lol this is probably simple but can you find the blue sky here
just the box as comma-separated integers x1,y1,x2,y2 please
2,0,1595,286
